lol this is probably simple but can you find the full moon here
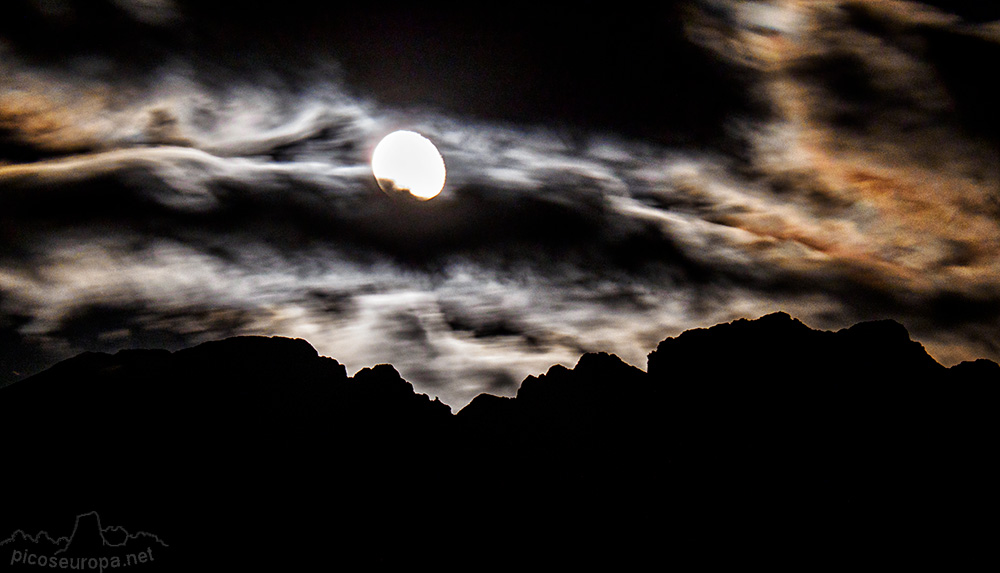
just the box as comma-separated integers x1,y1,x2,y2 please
371,130,446,200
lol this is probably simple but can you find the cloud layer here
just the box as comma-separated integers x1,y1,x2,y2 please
2,1,999,407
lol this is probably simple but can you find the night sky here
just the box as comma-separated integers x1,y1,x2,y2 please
2,0,999,408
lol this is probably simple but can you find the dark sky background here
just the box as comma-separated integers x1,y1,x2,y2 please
2,0,999,408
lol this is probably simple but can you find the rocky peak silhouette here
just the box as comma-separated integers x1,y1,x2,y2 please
1,313,996,569
57,512,106,556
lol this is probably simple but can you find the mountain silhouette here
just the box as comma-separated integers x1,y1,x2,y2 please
56,512,107,556
2,510,169,572
1,313,996,568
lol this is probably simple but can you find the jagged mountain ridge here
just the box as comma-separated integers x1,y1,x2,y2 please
1,312,996,569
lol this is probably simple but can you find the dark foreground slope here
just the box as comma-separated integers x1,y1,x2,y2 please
1,313,996,569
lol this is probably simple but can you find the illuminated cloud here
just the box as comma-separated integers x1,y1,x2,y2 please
1,1,998,405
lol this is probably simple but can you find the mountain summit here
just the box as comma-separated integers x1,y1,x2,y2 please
1,313,995,568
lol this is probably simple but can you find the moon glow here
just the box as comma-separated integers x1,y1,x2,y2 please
371,130,447,200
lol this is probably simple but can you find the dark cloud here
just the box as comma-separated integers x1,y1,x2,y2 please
0,302,42,387
2,1,1000,406
304,288,362,318
1,1,769,147
54,301,252,353
914,1,1000,23
483,369,519,395
820,2,1000,152
333,4,769,145
0,126,49,163
923,29,1000,144
0,1,176,62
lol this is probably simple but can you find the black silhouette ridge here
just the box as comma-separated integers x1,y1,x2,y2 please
1,312,996,569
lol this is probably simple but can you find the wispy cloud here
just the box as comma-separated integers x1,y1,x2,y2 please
1,1,998,405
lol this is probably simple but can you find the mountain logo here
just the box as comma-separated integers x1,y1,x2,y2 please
2,512,167,571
